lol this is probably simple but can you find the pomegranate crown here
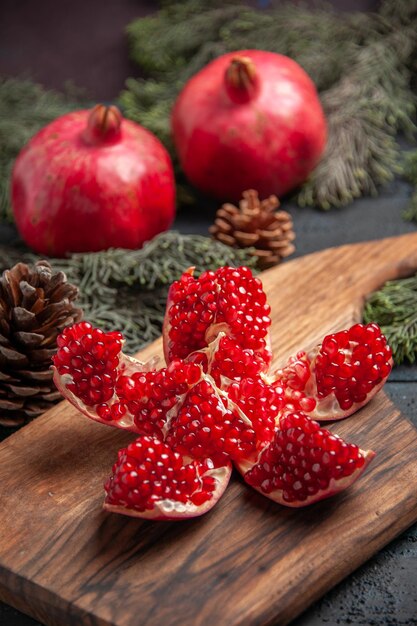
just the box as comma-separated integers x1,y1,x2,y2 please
83,104,122,145
224,56,259,103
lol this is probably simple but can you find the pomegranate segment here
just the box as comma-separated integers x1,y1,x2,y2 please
239,411,375,507
53,321,202,434
272,323,393,420
225,376,284,455
52,320,136,428
104,436,232,520
162,266,272,369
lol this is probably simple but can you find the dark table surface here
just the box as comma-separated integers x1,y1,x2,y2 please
1,1,416,625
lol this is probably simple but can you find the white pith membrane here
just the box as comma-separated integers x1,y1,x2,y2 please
268,342,393,422
104,462,232,520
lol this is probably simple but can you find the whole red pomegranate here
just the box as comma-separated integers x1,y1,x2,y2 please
172,50,327,201
12,104,176,257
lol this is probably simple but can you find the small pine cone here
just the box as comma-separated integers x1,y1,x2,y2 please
209,189,296,269
0,260,82,426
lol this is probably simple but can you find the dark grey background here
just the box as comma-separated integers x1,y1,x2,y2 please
1,1,416,625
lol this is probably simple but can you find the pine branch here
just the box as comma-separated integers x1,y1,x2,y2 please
0,232,258,354
299,27,417,209
363,274,417,365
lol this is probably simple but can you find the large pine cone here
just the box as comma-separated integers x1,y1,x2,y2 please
210,189,296,269
0,260,82,426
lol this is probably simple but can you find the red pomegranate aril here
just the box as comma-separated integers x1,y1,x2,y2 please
271,323,392,421
53,321,123,406
104,436,231,519
163,266,272,370
241,411,374,506
166,379,254,463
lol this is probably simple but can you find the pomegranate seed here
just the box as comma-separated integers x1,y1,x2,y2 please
203,335,269,386
164,266,272,367
53,321,122,406
245,411,372,505
104,436,216,513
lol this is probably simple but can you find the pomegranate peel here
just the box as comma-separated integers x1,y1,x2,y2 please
104,436,232,520
12,104,176,257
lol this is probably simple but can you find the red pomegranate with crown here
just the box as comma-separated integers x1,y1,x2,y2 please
12,104,176,257
172,50,327,202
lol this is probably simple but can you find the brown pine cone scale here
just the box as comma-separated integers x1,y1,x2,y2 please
0,260,82,427
210,189,296,269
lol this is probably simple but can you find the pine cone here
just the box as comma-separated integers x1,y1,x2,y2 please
209,189,296,269
0,260,82,426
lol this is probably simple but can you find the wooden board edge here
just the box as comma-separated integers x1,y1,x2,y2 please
0,569,112,626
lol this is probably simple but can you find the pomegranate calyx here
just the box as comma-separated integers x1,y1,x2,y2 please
224,56,259,103
83,104,123,145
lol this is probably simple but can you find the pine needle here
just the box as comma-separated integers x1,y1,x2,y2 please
364,274,417,365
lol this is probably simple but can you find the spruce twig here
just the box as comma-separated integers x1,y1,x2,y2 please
298,27,417,209
364,274,417,365
0,232,258,354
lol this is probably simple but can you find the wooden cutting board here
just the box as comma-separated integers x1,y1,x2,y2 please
1,233,417,626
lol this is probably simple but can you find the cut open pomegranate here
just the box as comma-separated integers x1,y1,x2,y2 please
104,436,232,520
271,323,392,420
53,322,208,436
162,266,272,372
53,273,392,518
238,411,375,507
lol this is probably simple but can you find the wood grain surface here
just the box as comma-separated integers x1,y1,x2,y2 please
1,233,417,626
